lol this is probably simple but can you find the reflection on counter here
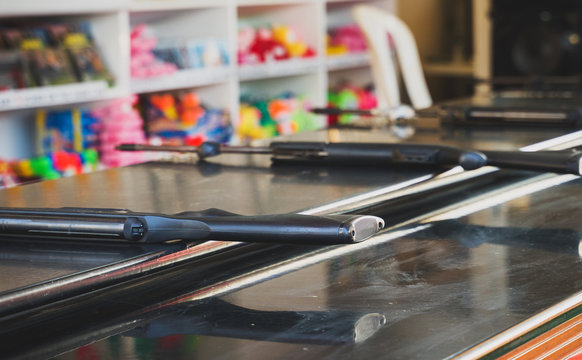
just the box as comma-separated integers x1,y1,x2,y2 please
14,295,385,359
126,298,385,345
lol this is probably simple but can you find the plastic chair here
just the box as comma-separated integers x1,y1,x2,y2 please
353,5,432,117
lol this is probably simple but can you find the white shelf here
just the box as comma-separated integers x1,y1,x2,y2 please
0,82,116,112
239,58,321,81
129,0,229,12
131,67,234,93
0,1,126,16
326,52,370,71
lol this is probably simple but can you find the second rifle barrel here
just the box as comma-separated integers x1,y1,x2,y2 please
116,141,582,175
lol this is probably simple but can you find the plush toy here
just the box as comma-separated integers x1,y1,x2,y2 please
268,98,294,135
326,34,348,56
179,92,205,126
238,104,265,140
92,96,146,167
239,94,318,141
327,83,378,125
238,26,256,53
202,41,222,67
273,25,316,58
249,32,289,63
272,25,307,57
130,24,178,78
150,94,178,121
291,108,317,133
0,160,18,188
238,26,258,65
143,91,232,146
238,24,315,65
356,87,378,109
327,24,368,54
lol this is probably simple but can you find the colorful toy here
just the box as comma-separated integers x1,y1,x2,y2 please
92,96,147,167
131,23,229,77
326,34,349,56
36,108,100,155
0,160,18,188
51,150,82,176
141,90,232,146
29,155,60,179
238,26,256,62
273,25,307,57
189,108,232,144
238,103,266,140
238,24,316,65
8,148,100,184
327,24,368,56
179,92,205,126
327,83,378,125
238,93,318,141
130,24,178,78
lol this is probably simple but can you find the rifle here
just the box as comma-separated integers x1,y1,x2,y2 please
117,141,582,175
0,207,384,245
311,105,582,128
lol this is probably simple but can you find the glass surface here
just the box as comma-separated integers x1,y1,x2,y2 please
0,126,580,359
53,178,582,359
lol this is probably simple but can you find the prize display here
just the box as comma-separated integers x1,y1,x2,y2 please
131,23,229,79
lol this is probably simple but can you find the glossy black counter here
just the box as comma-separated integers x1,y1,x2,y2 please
0,125,581,359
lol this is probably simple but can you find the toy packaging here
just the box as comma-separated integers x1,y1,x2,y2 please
27,48,78,86
64,31,113,84
0,21,113,88
0,51,26,90
36,108,100,155
9,105,103,184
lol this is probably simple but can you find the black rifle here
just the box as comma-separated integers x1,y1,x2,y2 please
117,141,582,175
311,105,582,128
0,207,384,245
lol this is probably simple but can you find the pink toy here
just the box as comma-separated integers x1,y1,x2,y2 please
257,27,273,41
238,26,256,54
91,96,147,167
357,88,378,109
329,24,368,53
130,24,178,78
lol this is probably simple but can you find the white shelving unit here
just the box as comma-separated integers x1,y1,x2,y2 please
0,0,395,159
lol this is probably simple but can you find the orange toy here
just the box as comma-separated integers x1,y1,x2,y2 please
180,92,205,126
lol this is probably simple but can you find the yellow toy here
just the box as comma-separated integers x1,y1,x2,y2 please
273,25,307,57
238,104,266,140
